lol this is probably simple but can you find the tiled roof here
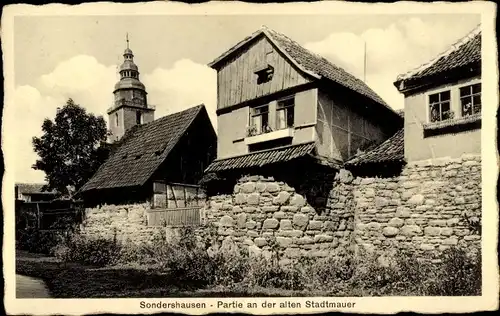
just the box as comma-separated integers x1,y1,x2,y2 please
396,25,481,85
205,142,316,173
345,129,405,166
80,105,206,192
15,183,55,195
209,26,391,109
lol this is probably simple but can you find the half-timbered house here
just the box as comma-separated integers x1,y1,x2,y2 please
203,26,403,194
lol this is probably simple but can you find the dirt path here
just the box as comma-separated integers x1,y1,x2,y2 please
16,274,51,298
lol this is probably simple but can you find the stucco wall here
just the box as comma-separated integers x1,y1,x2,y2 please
108,110,125,142
217,107,249,158
404,76,481,162
216,88,318,159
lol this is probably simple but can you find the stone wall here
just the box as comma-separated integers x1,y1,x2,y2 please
80,203,169,244
79,154,481,260
204,175,355,259
352,154,481,255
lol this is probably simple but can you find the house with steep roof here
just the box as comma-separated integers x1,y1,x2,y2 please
79,39,216,206
15,183,57,202
205,26,403,181
80,104,216,206
393,25,481,162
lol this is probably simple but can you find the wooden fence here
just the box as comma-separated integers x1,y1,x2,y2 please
15,200,84,231
147,206,203,227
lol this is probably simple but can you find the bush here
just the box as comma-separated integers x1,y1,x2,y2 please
210,246,251,286
155,227,217,287
242,255,306,291
54,232,122,267
307,249,355,292
350,246,482,296
16,227,65,255
429,247,482,296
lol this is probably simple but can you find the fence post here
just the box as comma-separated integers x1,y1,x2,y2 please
36,203,41,229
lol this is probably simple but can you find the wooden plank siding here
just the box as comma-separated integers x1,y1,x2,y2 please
316,89,390,162
147,207,202,227
217,35,311,110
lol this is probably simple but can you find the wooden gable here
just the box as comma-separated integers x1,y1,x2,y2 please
216,34,311,110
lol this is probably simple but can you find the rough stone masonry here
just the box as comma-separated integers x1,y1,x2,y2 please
203,153,481,258
80,153,481,260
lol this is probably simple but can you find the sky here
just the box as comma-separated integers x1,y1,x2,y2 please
9,13,481,183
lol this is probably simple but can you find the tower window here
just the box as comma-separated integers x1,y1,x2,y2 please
136,111,142,125
115,113,119,126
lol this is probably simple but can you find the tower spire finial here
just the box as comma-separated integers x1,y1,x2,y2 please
126,32,129,49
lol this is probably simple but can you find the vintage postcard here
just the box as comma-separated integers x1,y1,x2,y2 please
2,1,499,315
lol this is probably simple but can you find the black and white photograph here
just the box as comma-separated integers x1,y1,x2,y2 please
2,1,498,314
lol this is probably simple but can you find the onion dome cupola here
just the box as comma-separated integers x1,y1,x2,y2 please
108,33,155,143
113,33,147,98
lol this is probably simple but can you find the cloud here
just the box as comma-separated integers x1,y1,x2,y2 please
304,17,477,109
8,55,217,183
142,59,217,128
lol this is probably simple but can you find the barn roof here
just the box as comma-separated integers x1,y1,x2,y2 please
205,142,316,173
395,25,481,90
208,26,392,111
80,104,207,192
345,129,405,167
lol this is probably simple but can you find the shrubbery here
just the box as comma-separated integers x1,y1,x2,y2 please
16,227,65,255
43,227,481,296
53,231,122,267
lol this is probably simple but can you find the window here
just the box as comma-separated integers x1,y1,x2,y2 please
115,113,119,126
460,83,481,116
276,97,295,130
136,111,142,125
249,104,269,135
429,91,452,122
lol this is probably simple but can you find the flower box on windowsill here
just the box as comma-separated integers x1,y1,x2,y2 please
244,128,294,146
423,113,481,137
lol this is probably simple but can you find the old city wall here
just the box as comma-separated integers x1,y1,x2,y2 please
203,153,482,258
80,203,178,244
205,175,355,260
80,154,481,259
351,154,481,255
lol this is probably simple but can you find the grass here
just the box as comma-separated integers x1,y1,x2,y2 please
16,227,481,298
16,250,336,298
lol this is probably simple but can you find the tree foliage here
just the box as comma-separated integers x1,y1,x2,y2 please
32,99,110,196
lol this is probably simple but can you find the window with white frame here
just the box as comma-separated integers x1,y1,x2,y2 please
249,104,269,135
429,90,452,122
276,97,295,130
460,83,481,117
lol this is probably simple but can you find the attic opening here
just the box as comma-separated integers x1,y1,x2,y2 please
255,64,274,84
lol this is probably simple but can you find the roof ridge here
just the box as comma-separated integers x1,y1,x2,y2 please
264,27,393,110
397,25,481,81
139,103,204,129
266,27,334,63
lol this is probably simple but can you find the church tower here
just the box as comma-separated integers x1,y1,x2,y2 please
108,34,155,142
